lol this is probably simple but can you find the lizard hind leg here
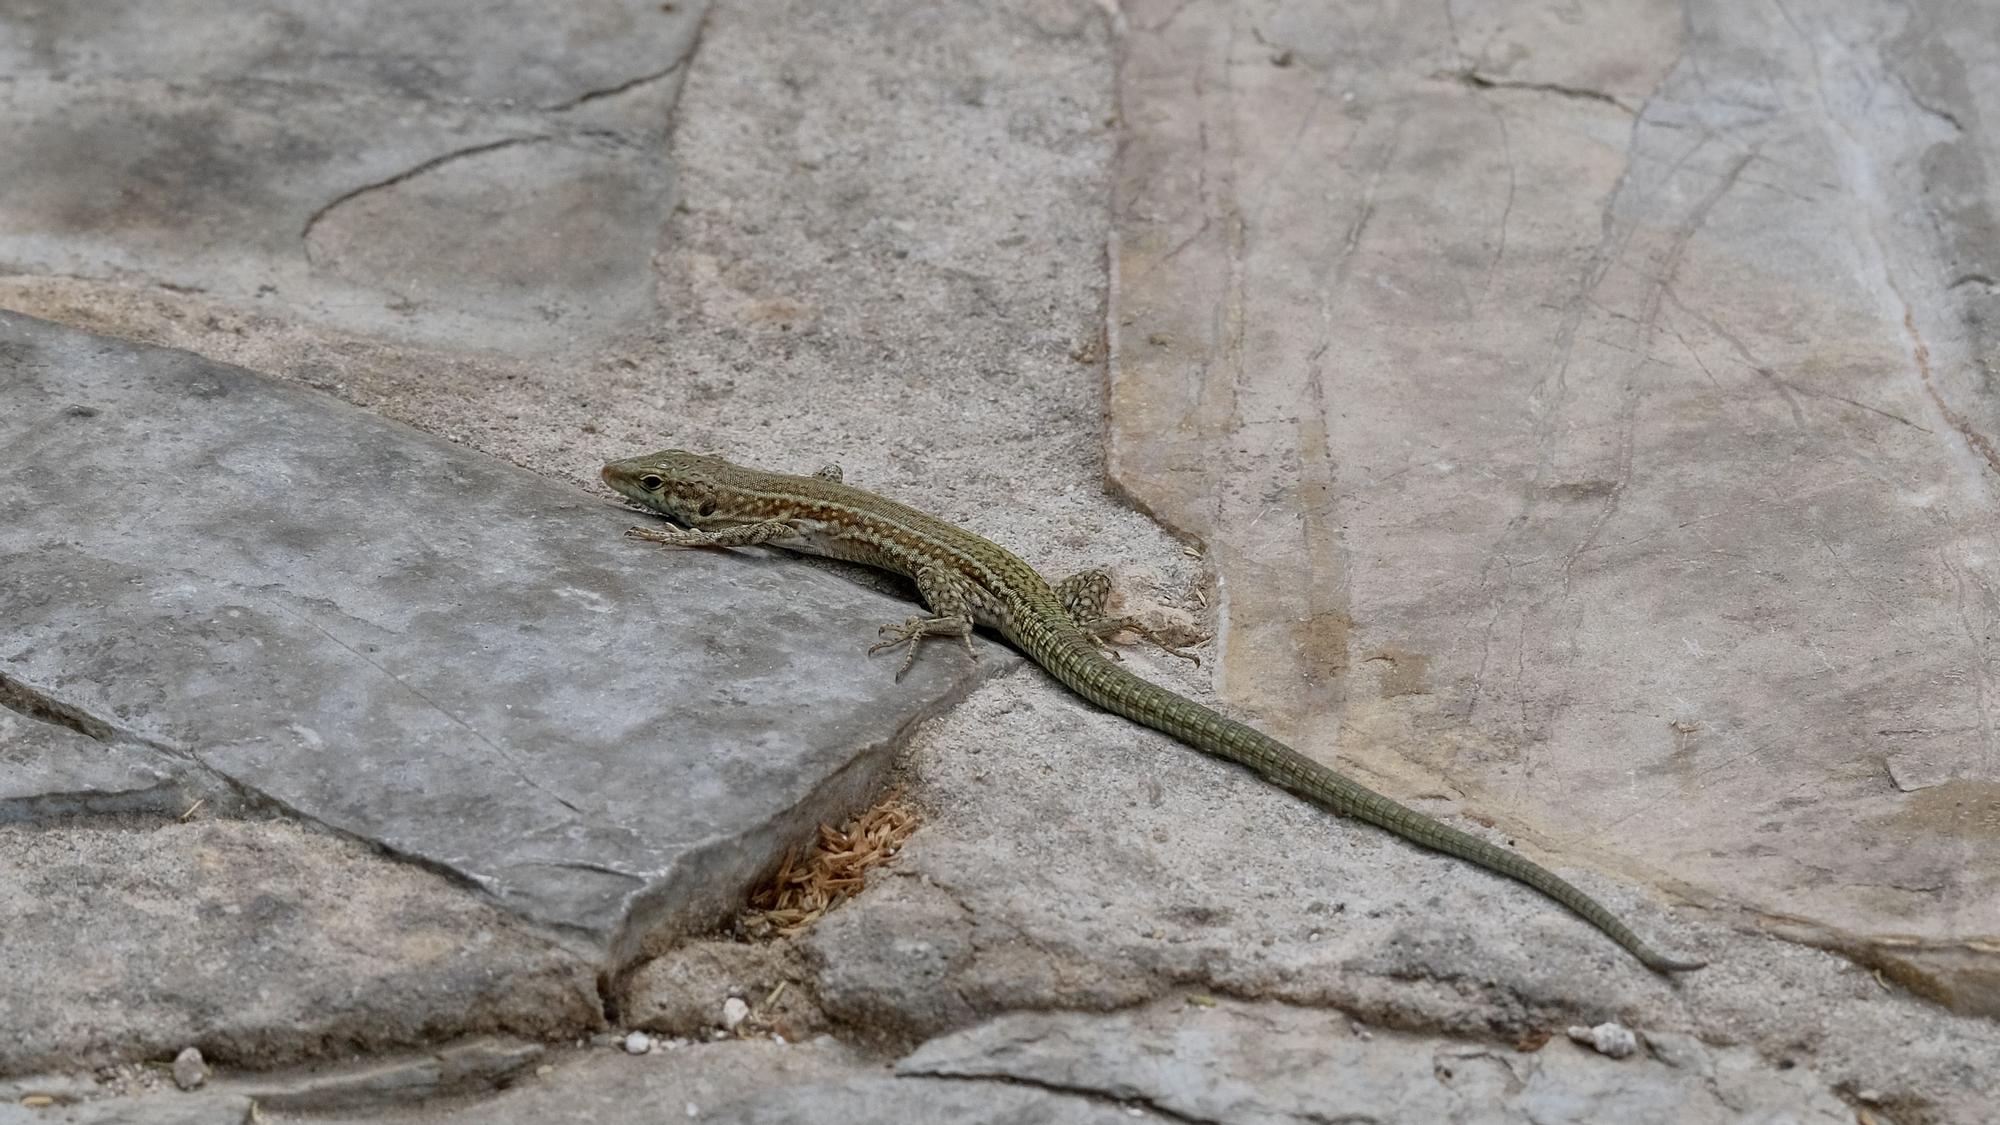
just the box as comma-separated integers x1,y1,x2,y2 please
868,563,981,680
1054,568,1204,666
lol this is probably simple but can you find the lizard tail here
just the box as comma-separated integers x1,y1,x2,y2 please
1040,631,1705,973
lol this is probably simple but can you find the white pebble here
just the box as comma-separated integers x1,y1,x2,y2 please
1566,1022,1638,1059
171,1047,208,1091
622,1031,653,1055
685,1102,700,1118
721,996,750,1031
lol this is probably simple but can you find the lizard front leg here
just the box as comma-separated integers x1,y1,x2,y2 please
625,519,800,549
1055,568,1203,666
869,563,980,681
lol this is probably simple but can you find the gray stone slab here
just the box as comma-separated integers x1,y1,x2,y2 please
0,1,702,354
899,1000,1855,1125
0,819,598,1076
279,1040,1162,1125
219,1039,545,1115
0,311,998,965
0,1092,254,1125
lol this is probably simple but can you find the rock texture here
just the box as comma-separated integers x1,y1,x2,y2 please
0,0,701,355
901,1000,1856,1125
0,818,596,1076
1111,0,2000,1013
0,310,996,968
5,0,2000,1120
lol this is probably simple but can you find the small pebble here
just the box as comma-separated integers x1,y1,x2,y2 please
721,997,749,1031
1566,1022,1638,1059
171,1046,209,1091
685,1102,700,1118
623,1031,653,1055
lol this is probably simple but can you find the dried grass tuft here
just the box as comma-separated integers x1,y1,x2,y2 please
741,790,921,938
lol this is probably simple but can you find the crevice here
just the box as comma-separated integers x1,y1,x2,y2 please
0,673,587,955
541,57,691,113
1905,307,2000,476
0,670,118,743
602,659,999,974
299,136,547,253
898,1070,1223,1125
1443,69,1636,116
1891,71,1965,136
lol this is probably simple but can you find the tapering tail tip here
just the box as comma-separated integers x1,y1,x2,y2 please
1643,951,1708,974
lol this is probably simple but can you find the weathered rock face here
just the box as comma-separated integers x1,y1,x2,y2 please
0,818,599,1077
0,0,701,355
1111,0,2000,1011
0,310,996,969
6,0,2000,1120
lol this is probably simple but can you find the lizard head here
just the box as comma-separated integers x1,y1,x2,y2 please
602,449,730,526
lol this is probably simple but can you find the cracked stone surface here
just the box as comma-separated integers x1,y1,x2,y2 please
801,676,2000,1123
1112,0,2000,1014
8,0,2000,1120
0,818,598,1077
0,309,999,970
899,999,1856,1124
286,1039,1163,1125
0,709,196,824
0,0,701,354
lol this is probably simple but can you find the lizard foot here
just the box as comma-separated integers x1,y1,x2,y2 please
1080,615,1205,668
869,615,977,681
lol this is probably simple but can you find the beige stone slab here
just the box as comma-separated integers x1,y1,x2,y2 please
1111,0,1999,1007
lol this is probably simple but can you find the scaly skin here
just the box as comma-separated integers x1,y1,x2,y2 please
602,449,1704,973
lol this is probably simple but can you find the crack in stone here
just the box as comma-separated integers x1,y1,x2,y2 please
0,669,554,931
896,1070,1223,1125
299,136,548,256
1445,69,1637,116
0,669,119,743
542,57,691,113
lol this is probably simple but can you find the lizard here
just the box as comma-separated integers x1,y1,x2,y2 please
601,449,1705,973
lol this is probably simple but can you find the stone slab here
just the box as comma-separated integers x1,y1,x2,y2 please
220,1039,546,1115
0,820,597,1076
0,310,999,966
1109,0,2000,1008
802,675,2000,1123
0,0,702,355
283,1039,1163,1125
0,1093,253,1125
899,1000,1855,1125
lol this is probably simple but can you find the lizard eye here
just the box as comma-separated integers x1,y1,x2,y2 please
638,474,665,491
